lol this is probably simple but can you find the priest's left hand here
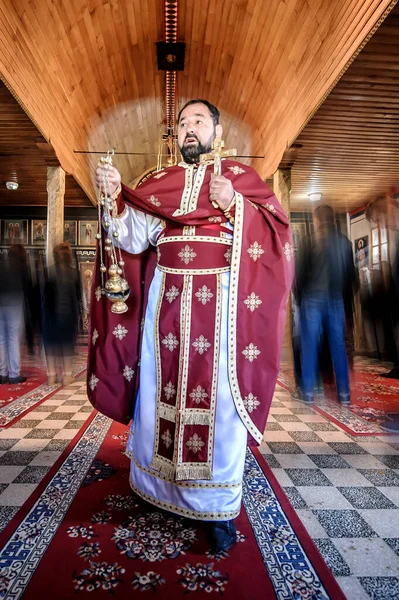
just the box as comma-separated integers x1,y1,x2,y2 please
209,175,234,211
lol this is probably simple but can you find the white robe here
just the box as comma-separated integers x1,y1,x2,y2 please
109,206,247,521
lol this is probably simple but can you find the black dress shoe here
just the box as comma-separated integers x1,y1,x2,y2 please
381,368,399,380
0,376,9,384
9,376,27,384
208,520,237,553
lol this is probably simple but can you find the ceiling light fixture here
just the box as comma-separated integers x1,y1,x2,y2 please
308,192,322,202
6,181,19,191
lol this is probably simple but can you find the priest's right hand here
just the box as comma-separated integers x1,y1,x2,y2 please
95,164,121,197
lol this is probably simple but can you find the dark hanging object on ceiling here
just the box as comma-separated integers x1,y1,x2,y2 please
156,42,186,71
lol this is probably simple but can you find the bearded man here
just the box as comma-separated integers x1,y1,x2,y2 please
89,99,293,552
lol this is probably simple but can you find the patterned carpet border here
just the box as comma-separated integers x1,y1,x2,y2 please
0,360,87,428
0,416,343,600
0,411,109,600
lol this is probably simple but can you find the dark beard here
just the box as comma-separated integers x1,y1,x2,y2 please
179,134,214,164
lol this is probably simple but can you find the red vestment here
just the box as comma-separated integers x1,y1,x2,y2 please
88,160,293,455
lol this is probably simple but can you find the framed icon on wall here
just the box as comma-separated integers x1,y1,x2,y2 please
2,219,29,245
31,220,47,245
63,220,78,245
78,221,98,247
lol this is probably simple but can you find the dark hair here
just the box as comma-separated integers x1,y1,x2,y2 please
177,99,220,127
314,204,335,225
53,242,72,266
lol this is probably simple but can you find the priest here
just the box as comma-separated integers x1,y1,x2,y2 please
89,99,293,553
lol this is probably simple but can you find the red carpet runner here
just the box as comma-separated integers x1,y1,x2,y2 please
0,414,344,599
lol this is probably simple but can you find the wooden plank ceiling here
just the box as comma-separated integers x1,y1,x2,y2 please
0,0,396,208
0,82,92,207
286,4,399,213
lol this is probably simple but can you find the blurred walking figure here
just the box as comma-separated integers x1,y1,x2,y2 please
295,205,357,405
0,245,31,384
41,243,82,386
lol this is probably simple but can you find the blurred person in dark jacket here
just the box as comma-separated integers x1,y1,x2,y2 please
0,245,31,384
295,205,357,404
42,243,82,386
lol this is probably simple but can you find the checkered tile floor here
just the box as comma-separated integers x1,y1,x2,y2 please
1,374,399,599
262,387,399,600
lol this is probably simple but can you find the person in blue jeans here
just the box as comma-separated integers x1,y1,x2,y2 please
294,205,357,405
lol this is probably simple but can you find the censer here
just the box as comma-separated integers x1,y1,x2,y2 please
96,150,130,314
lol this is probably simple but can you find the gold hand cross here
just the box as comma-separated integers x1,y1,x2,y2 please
200,136,237,208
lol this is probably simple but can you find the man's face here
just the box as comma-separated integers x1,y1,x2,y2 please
177,103,220,164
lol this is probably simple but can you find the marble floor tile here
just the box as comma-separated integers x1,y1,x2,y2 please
262,431,294,443
289,431,322,442
268,407,293,415
285,469,333,487
360,509,399,538
45,439,70,451
0,451,38,466
277,421,311,432
69,413,90,421
307,422,339,432
53,429,80,440
337,487,397,510
0,483,38,506
384,538,399,558
343,455,387,469
377,455,399,469
312,509,377,538
36,420,69,429
358,469,399,487
296,442,338,455
267,442,303,455
78,406,94,413
334,538,399,576
273,454,318,469
336,576,371,600
313,539,350,576
377,487,399,507
9,420,42,429
264,422,284,431
358,442,399,456
359,576,399,600
327,442,369,455
42,399,66,406
316,431,352,443
53,405,81,413
0,466,25,484
0,429,29,439
64,399,87,406
25,428,61,439
0,439,20,451
308,455,351,469
298,486,352,510
29,451,63,466
282,487,307,509
270,468,295,487
13,466,50,484
10,438,50,452
22,412,50,420
44,412,74,421
273,414,302,422
295,508,329,538
297,414,326,423
0,506,20,532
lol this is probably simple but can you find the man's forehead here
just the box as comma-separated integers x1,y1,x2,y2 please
179,103,211,121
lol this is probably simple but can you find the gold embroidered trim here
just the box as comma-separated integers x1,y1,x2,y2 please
172,166,193,216
157,265,230,276
228,192,263,444
159,404,176,422
150,455,176,479
158,235,232,246
207,272,222,470
176,275,193,467
131,453,241,488
129,477,241,521
175,464,213,481
182,411,211,425
183,226,196,236
188,163,207,213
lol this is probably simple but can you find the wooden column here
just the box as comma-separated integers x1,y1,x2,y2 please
273,168,293,363
46,166,65,265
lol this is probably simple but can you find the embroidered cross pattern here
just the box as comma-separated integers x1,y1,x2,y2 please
224,247,232,264
243,392,260,413
228,165,245,175
89,374,99,390
113,324,128,340
192,335,211,355
242,343,260,362
148,195,161,206
123,366,134,382
95,287,102,302
284,242,294,262
162,333,179,352
161,429,173,449
163,381,176,400
247,241,265,262
153,171,167,179
244,292,262,312
186,433,205,454
265,202,276,214
189,385,209,405
165,285,180,303
195,285,214,305
178,245,197,265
